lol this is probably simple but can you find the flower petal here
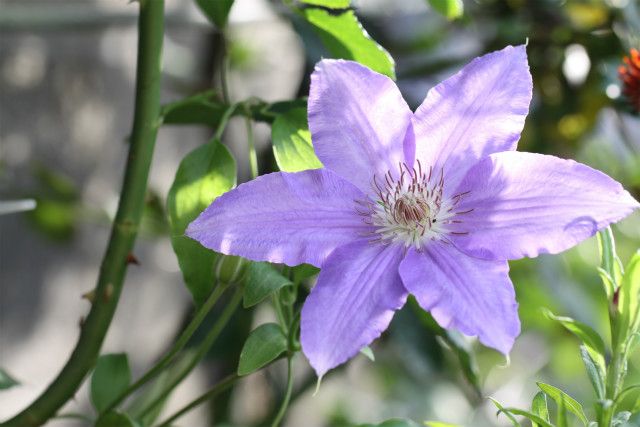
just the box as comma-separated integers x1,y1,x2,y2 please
301,240,407,376
308,59,414,192
413,45,532,190
399,245,519,354
450,152,640,260
186,169,371,268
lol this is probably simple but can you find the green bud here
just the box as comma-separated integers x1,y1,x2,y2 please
214,255,246,284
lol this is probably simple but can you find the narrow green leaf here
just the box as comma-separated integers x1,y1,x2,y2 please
488,398,521,427
543,308,606,374
0,368,19,390
556,395,568,427
427,0,464,19
167,139,236,305
357,419,420,427
579,345,606,400
161,90,227,127
91,354,131,414
597,227,623,294
501,408,554,427
95,411,139,427
619,251,640,335
238,323,288,376
531,392,550,426
302,8,396,79
437,330,482,396
537,382,588,425
242,262,293,308
300,0,350,8
360,346,375,362
271,108,323,172
195,0,234,29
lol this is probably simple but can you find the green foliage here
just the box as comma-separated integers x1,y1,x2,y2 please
488,398,520,427
195,0,234,28
95,411,139,427
300,0,350,8
167,139,236,305
597,227,624,297
427,0,464,20
242,262,293,308
580,345,606,400
91,354,131,414
271,108,322,172
543,309,606,383
424,422,460,427
537,382,588,425
301,8,396,79
215,255,246,285
531,392,550,427
237,323,287,376
619,251,640,338
160,90,228,127
0,368,19,391
291,263,320,283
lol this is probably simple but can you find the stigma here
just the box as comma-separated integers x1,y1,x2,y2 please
356,161,470,249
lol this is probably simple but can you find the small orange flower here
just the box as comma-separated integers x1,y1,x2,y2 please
619,48,640,112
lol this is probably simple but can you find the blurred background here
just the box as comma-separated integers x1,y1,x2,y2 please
1,0,639,425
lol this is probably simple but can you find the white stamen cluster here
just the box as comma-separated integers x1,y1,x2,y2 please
356,161,471,249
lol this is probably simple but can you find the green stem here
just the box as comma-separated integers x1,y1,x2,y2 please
0,2,164,425
245,116,258,178
154,374,238,427
104,282,228,412
137,288,243,419
270,356,295,427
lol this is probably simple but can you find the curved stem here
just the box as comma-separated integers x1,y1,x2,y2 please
0,2,165,425
136,288,243,419
154,374,238,427
270,356,294,427
104,282,228,412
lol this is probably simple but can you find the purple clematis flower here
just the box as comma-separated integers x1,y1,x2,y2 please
187,45,639,377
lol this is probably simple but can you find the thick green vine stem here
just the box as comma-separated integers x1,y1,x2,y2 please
0,1,165,425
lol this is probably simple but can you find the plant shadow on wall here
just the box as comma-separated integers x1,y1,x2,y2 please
1,0,640,427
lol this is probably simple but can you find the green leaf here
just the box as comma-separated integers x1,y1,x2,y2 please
161,90,227,127
531,392,550,426
242,262,293,308
95,411,139,427
543,308,606,375
238,323,288,376
357,419,420,427
537,382,588,425
91,354,131,414
488,397,521,427
427,0,464,19
597,227,623,295
300,0,350,8
291,263,320,283
619,251,640,335
195,0,234,29
579,345,606,400
302,8,396,79
500,408,554,427
167,139,236,305
437,330,482,397
360,346,375,361
271,108,323,172
0,368,19,390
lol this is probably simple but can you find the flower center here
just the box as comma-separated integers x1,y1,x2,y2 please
357,161,470,249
